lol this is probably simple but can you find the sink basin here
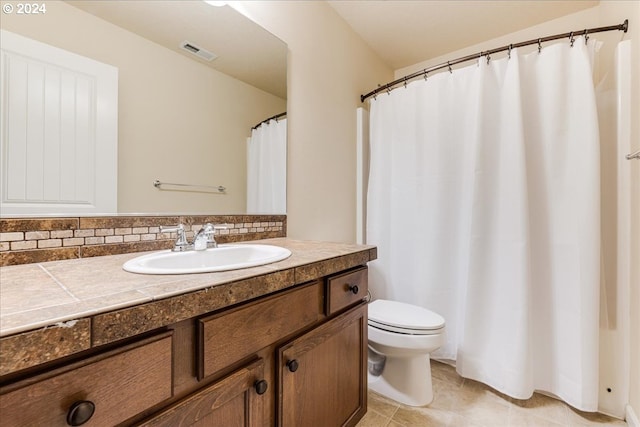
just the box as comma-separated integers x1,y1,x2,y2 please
123,244,292,275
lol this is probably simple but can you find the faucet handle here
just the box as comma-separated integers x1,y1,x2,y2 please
200,223,215,233
198,223,228,234
160,224,189,251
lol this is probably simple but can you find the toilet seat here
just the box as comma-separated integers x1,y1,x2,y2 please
368,300,445,335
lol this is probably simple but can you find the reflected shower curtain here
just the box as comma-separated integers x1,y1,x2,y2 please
247,118,287,214
367,38,601,411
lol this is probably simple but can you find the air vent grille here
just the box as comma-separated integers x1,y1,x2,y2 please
179,41,217,61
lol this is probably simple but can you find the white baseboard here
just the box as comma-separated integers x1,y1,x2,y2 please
627,404,639,427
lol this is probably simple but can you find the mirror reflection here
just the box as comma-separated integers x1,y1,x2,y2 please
0,0,287,215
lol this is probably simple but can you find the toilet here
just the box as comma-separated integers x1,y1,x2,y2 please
367,299,445,407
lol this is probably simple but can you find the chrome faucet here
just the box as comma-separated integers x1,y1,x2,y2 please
161,223,228,252
193,223,217,250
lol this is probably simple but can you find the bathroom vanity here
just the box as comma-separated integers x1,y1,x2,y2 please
0,238,376,426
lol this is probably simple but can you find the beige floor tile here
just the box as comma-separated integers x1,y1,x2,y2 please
564,407,627,426
455,398,512,427
368,391,401,418
437,376,511,426
356,409,392,427
431,360,465,387
391,405,452,427
509,392,569,424
459,378,513,407
454,379,513,426
360,362,626,427
429,377,464,412
508,406,567,426
447,413,488,427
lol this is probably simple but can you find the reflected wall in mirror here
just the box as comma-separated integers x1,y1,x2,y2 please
0,0,287,215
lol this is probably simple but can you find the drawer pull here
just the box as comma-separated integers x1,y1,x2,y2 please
66,400,95,426
254,379,268,395
347,284,359,295
286,359,299,373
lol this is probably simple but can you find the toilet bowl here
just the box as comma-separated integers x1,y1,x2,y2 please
367,299,445,407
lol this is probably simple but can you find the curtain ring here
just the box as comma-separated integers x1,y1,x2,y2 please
508,44,513,59
423,70,428,81
486,53,491,65
448,61,452,73
538,38,542,53
584,29,589,44
404,77,408,89
569,31,575,47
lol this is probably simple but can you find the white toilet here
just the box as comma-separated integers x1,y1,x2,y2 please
367,299,445,407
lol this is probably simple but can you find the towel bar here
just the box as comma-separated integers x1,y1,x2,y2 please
626,149,640,160
153,180,226,193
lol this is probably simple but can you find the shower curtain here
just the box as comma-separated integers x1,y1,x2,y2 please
246,118,287,214
367,37,601,411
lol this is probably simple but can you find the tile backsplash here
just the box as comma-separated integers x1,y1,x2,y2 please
0,214,286,266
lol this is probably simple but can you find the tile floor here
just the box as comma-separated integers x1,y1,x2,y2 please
357,361,627,427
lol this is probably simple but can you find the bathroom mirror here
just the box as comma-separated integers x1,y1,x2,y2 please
1,0,287,215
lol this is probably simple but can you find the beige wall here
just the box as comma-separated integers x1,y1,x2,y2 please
601,2,640,422
233,1,393,242
1,0,286,214
600,3,640,422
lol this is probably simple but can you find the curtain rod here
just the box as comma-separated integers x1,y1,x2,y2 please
361,19,628,103
252,112,286,130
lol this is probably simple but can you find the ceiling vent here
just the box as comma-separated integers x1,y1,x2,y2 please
179,41,217,61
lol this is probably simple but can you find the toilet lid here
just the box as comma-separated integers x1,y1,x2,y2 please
368,299,445,333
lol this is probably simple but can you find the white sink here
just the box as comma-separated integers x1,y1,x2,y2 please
122,244,292,275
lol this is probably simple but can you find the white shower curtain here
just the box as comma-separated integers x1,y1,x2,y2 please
247,118,287,214
367,37,601,411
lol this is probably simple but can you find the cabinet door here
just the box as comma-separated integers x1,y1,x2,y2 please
278,304,367,427
140,359,267,427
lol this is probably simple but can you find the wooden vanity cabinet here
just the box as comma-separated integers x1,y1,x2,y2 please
192,267,369,427
0,264,370,427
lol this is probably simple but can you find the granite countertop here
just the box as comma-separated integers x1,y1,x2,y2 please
0,238,376,376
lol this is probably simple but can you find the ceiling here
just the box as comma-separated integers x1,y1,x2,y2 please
65,1,600,97
66,0,288,99
328,0,599,70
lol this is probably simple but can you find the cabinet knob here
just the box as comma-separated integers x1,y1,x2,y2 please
347,284,359,295
254,379,268,395
66,400,95,426
286,359,299,372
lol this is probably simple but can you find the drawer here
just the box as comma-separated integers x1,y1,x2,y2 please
198,281,323,380
0,332,173,427
326,266,368,316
